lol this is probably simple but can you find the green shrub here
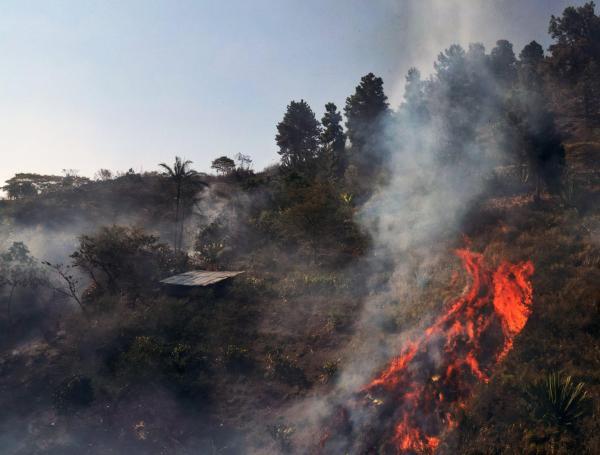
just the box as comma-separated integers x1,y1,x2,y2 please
120,335,163,376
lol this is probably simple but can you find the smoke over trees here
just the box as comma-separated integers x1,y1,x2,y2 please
0,2,599,454
344,73,390,174
159,156,206,253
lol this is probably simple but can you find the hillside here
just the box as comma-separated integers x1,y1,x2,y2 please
1,3,600,454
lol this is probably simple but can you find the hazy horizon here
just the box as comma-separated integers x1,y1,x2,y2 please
0,0,585,190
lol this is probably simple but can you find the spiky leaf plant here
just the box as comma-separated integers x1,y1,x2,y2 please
529,372,590,428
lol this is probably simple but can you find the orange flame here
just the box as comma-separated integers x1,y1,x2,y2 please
350,249,533,453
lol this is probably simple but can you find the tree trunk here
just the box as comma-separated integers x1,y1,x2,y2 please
6,283,16,337
174,183,181,252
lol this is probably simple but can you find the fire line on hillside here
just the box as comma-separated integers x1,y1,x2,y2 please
319,249,534,454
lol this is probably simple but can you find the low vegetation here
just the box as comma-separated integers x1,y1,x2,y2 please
0,3,599,454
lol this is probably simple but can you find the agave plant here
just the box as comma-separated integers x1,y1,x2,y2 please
529,371,590,427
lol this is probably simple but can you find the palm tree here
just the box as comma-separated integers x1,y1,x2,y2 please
159,157,206,252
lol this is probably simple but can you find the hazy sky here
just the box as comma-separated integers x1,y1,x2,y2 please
0,0,586,187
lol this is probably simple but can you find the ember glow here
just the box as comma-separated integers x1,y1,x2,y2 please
321,249,534,453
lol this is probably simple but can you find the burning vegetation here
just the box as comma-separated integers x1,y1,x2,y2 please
320,249,534,453
0,2,599,454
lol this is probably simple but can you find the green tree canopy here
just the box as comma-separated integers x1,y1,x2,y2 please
549,1,600,79
319,102,346,178
402,67,428,123
276,99,321,175
518,41,545,92
344,73,389,150
211,156,236,175
489,39,517,87
1,173,89,199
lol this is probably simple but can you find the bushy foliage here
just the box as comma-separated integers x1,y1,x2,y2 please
0,242,48,333
71,225,180,295
2,172,90,199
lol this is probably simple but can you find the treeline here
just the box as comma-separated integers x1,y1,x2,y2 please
3,3,599,269
265,2,600,201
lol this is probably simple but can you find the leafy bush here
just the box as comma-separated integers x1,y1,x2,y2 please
120,335,163,377
71,225,181,296
528,372,591,428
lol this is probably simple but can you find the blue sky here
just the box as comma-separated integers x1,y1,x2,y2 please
0,0,586,186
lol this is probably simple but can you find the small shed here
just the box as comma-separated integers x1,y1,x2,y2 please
160,270,244,287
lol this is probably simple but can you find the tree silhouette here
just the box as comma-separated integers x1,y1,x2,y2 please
518,41,545,90
402,68,428,123
159,157,206,252
344,73,389,147
344,73,389,171
211,156,236,175
549,2,600,80
549,2,600,120
509,89,565,201
320,102,346,178
490,39,517,87
276,100,321,176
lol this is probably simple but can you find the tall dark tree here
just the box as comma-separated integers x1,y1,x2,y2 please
276,100,321,175
549,2,600,79
402,68,428,123
518,41,545,93
509,89,565,201
549,2,600,119
433,44,468,92
319,102,346,178
519,41,544,67
159,157,205,253
431,45,480,162
344,73,390,169
490,39,517,87
466,43,494,112
511,39,566,201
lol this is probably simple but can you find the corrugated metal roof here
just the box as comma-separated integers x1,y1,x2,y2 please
160,270,244,287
